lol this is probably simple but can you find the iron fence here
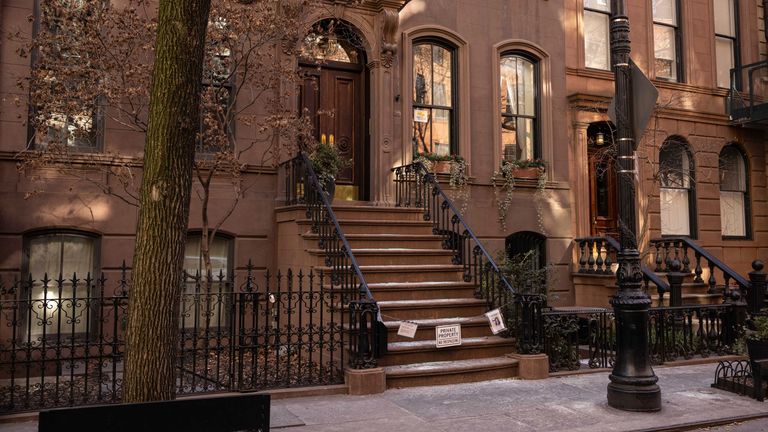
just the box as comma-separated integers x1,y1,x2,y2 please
516,295,739,372
0,264,360,414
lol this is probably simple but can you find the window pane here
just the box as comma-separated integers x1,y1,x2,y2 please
652,0,676,25
654,24,677,81
432,109,451,156
720,191,746,236
500,57,518,114
432,46,452,107
715,37,734,88
714,0,735,36
517,117,535,161
29,236,62,279
584,11,610,70
501,116,517,161
660,188,691,235
719,147,746,191
61,236,94,278
413,44,432,105
518,58,535,116
413,111,432,155
660,142,690,188
585,0,610,12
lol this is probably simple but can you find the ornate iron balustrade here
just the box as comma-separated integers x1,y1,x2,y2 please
514,294,739,373
392,162,517,322
649,237,749,293
0,264,350,414
282,153,386,367
575,236,669,296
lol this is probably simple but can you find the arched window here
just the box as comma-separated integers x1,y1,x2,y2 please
505,231,547,293
24,230,99,336
500,53,539,162
719,145,749,238
412,39,456,157
659,137,696,237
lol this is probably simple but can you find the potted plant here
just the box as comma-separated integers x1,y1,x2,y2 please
492,159,547,230
746,313,768,362
309,141,349,198
415,152,464,174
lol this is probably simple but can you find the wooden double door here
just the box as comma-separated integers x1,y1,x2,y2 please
299,61,367,201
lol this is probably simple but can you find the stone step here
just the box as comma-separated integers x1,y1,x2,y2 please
309,248,455,266
377,298,487,320
368,281,477,301
650,292,724,307
384,316,492,343
327,205,425,221
384,356,519,388
379,336,516,366
304,233,444,249
297,219,435,235
356,264,466,283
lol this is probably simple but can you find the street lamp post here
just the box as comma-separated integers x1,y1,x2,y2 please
606,0,662,412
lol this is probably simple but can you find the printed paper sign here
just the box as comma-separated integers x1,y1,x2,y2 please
485,308,507,335
435,324,462,348
397,321,418,339
414,109,430,123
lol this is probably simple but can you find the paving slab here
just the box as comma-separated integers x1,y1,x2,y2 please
2,363,767,432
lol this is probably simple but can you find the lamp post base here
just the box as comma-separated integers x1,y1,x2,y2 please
607,381,661,412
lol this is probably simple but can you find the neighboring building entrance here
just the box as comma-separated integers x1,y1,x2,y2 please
299,21,368,201
587,122,618,237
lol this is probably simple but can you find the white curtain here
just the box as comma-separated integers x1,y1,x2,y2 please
28,234,94,337
660,188,690,235
720,191,746,237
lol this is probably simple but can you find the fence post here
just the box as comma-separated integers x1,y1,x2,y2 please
748,260,766,316
665,259,685,307
515,294,545,355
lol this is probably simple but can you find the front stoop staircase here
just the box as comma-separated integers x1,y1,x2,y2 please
298,204,519,388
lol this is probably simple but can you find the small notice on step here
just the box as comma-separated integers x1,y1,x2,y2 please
397,321,418,339
435,324,462,348
485,308,507,335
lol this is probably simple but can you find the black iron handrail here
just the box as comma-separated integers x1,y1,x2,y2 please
574,235,669,294
282,153,385,366
392,162,516,316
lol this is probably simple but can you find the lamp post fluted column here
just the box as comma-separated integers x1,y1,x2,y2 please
606,0,662,412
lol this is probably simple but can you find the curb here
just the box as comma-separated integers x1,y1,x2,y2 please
632,412,768,432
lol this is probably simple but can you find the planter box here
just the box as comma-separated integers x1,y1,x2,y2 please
513,167,543,179
432,161,452,174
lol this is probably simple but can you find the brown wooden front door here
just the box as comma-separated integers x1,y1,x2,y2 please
588,147,618,237
299,62,366,200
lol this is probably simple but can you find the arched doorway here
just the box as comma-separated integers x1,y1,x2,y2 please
299,20,369,201
587,122,618,237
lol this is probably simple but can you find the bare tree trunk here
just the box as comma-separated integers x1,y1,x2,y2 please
123,0,212,403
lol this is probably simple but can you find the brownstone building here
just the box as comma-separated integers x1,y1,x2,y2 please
0,0,766,389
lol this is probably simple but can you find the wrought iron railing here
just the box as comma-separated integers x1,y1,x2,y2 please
728,60,768,124
649,237,748,294
0,264,348,414
515,296,740,373
575,236,669,295
282,152,385,367
392,162,517,320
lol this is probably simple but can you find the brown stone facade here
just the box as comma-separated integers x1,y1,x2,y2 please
0,0,765,307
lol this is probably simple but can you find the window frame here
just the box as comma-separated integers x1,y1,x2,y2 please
719,144,751,240
714,0,741,89
21,229,101,340
411,37,459,157
583,1,612,71
652,0,684,82
181,232,235,330
499,51,541,161
28,0,105,153
659,138,698,239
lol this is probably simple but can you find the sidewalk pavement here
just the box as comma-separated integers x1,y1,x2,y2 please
2,363,767,432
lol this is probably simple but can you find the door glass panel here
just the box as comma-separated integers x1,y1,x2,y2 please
596,163,610,217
